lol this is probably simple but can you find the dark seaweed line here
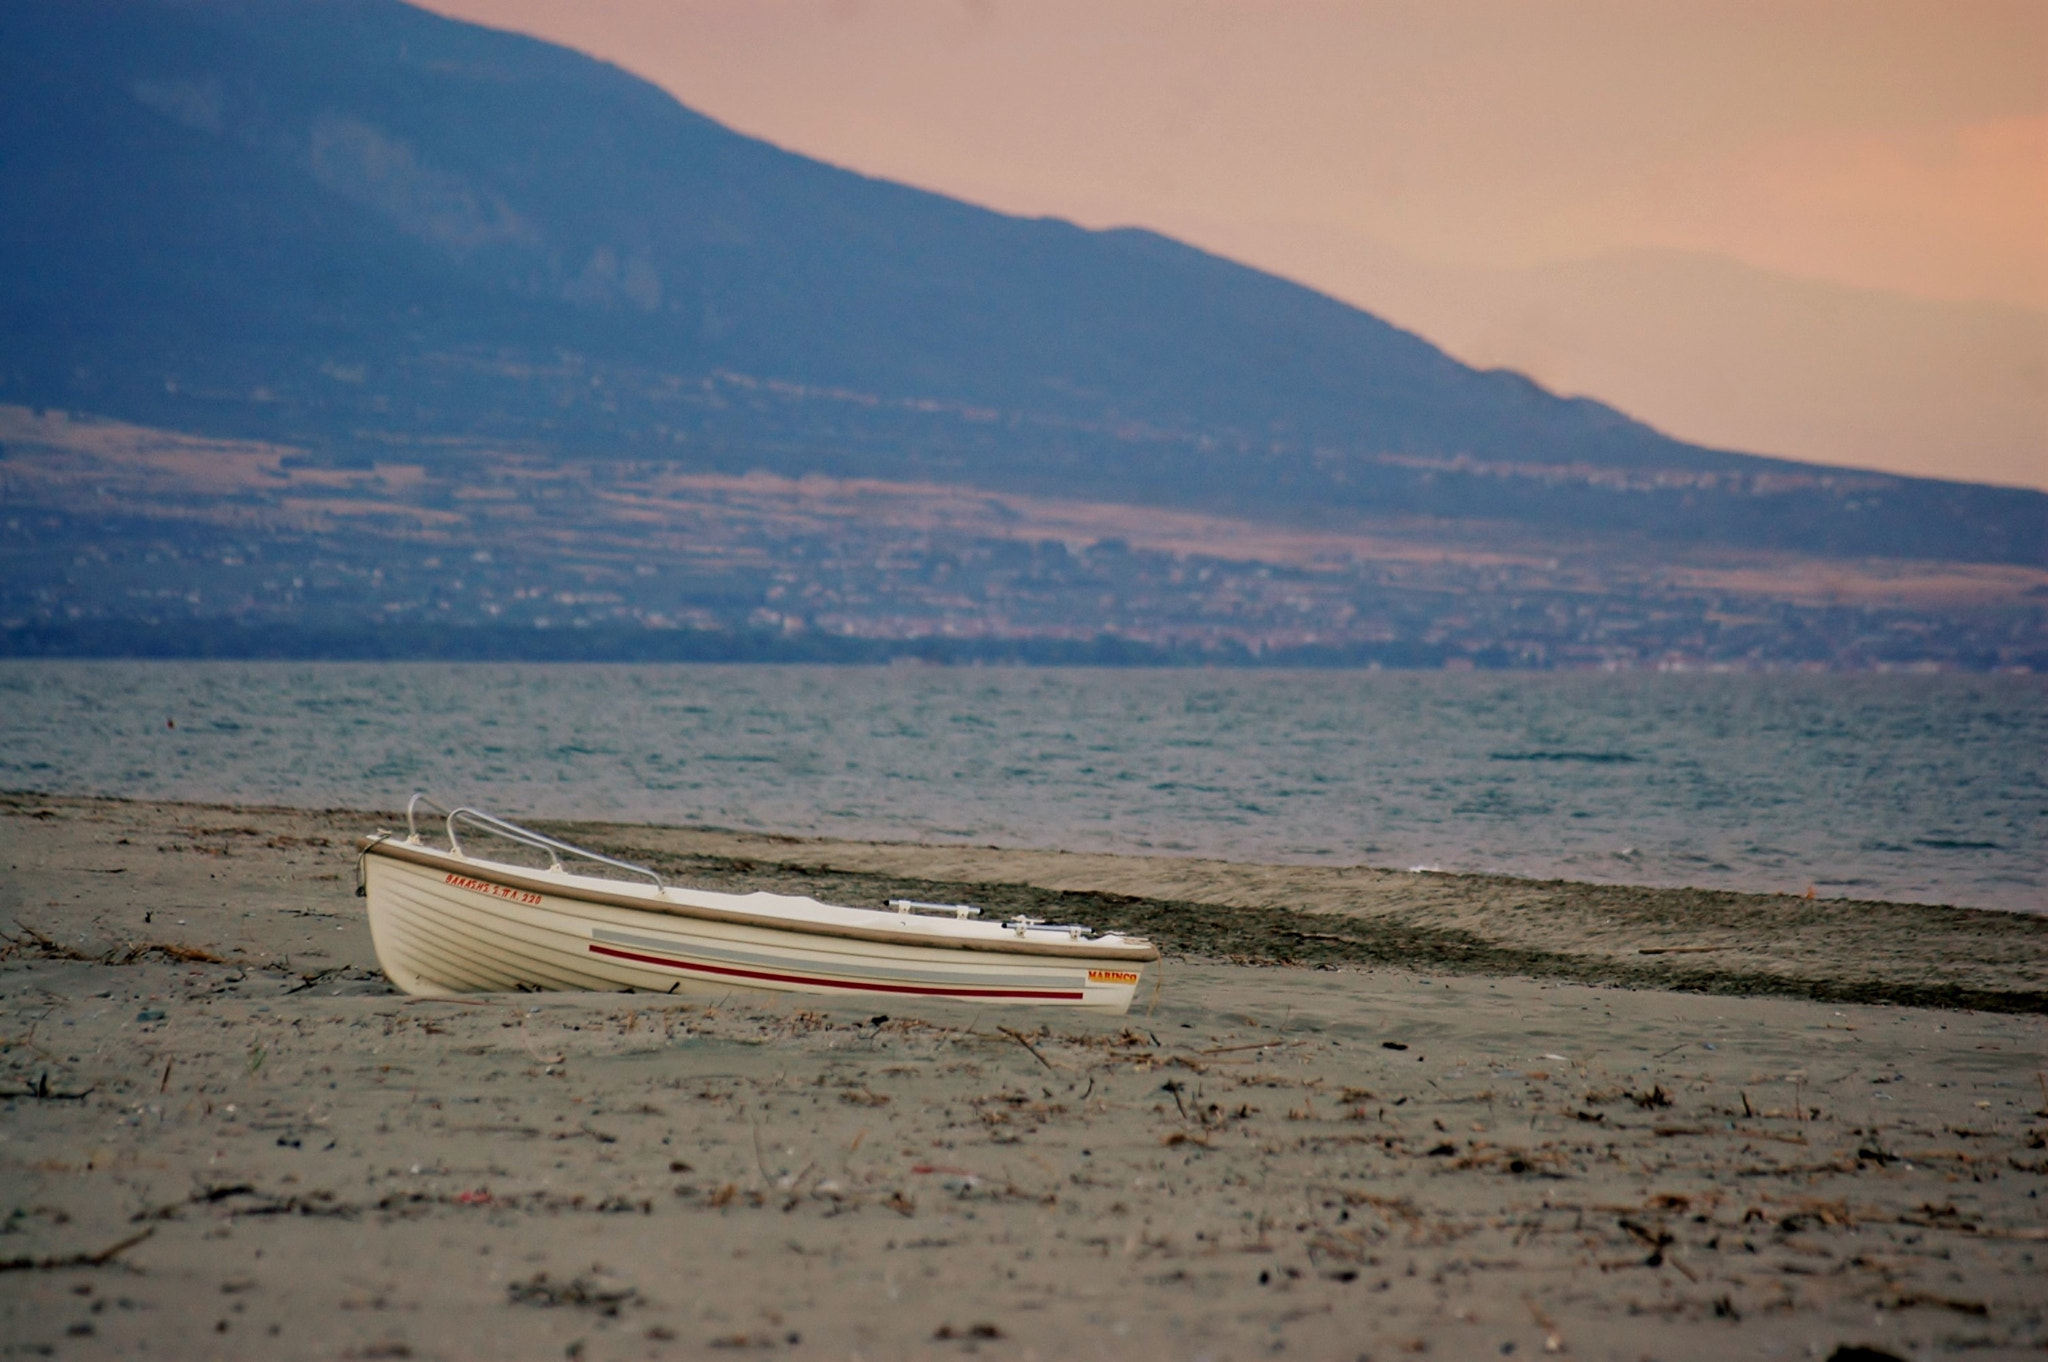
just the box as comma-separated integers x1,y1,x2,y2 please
606,845,2048,1018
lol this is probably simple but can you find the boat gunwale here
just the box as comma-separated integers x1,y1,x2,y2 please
361,836,1161,962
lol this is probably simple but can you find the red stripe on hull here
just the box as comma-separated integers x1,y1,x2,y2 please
587,942,1086,1000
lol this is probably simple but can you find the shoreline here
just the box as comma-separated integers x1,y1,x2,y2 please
11,791,2040,1015
2,793,2045,1358
544,814,2048,1017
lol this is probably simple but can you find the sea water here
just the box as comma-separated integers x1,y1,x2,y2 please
1,661,2040,913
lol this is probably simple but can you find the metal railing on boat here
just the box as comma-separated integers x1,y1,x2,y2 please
403,791,666,890
887,898,981,919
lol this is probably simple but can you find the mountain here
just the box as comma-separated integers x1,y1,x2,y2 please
1,0,2042,570
1192,224,2046,493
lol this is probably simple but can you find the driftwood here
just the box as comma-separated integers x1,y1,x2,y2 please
0,1227,153,1273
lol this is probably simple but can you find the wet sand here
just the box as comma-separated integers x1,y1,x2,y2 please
1,793,2044,1360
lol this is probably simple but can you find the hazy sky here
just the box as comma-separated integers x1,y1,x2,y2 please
424,0,2046,488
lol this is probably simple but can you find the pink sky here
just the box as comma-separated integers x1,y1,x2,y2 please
424,0,2047,489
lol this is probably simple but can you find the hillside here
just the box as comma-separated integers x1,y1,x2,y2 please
2,0,2041,570
4,403,2043,671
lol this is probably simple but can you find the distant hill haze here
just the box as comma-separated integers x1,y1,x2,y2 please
1184,225,2048,495
1,0,2042,570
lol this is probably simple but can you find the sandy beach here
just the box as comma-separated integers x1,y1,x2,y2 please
1,792,2044,1360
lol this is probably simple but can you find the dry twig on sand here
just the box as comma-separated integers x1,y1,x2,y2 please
996,1025,1056,1072
0,1228,153,1273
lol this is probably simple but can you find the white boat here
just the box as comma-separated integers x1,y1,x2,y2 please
357,796,1158,1014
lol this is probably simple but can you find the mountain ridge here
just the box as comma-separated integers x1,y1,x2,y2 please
0,0,2041,571
1215,228,2048,492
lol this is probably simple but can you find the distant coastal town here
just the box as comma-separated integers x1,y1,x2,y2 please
5,411,2042,671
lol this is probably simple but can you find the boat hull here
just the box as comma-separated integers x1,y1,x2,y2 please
362,848,1147,1013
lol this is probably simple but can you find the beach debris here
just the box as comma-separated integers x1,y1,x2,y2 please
132,1182,371,1222
1883,1288,1989,1315
1,1071,94,1100
1521,1294,1565,1354
1201,1039,1302,1056
285,967,353,994
933,1322,1004,1340
1616,1217,1676,1266
908,1163,979,1181
2,922,99,962
1283,928,1363,946
3,922,228,967
0,1227,153,1273
130,942,228,965
997,1025,1057,1072
506,1273,638,1316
